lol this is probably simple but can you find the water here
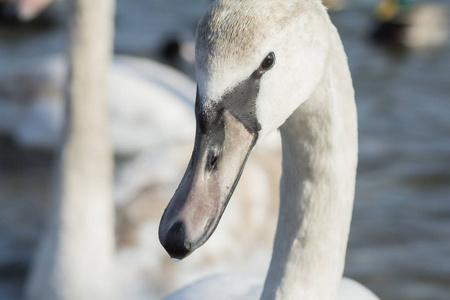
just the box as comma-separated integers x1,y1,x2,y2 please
330,6,450,300
1,1,450,300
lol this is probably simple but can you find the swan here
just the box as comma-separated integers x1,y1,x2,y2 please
18,52,282,299
24,0,115,298
21,53,199,299
0,54,195,155
115,133,281,299
163,274,378,300
8,42,282,300
18,34,282,300
159,0,380,299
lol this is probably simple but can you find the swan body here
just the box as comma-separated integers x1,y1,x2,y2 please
163,274,380,300
0,55,195,155
115,133,281,299
19,52,283,299
159,0,380,299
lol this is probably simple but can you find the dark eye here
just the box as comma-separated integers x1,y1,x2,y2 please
260,52,275,72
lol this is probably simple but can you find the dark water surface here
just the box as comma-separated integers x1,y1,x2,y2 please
0,1,449,300
331,6,450,300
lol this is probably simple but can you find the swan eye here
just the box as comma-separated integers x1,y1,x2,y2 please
259,52,275,72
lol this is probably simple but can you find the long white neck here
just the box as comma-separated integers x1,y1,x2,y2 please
261,23,358,300
24,1,116,299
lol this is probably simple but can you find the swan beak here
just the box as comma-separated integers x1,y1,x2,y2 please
159,109,257,260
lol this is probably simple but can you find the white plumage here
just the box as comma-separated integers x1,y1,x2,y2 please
160,0,381,299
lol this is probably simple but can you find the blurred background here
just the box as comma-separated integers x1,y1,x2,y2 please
0,0,449,299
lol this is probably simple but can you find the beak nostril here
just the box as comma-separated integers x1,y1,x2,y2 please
208,154,219,170
162,221,190,260
207,147,221,171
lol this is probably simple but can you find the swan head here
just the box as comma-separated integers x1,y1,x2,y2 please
159,0,330,260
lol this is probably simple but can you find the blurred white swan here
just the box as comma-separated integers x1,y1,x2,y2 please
114,135,281,299
163,274,379,300
0,55,195,155
13,54,282,299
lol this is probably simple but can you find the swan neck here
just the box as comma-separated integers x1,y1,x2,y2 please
261,24,358,300
24,1,116,299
